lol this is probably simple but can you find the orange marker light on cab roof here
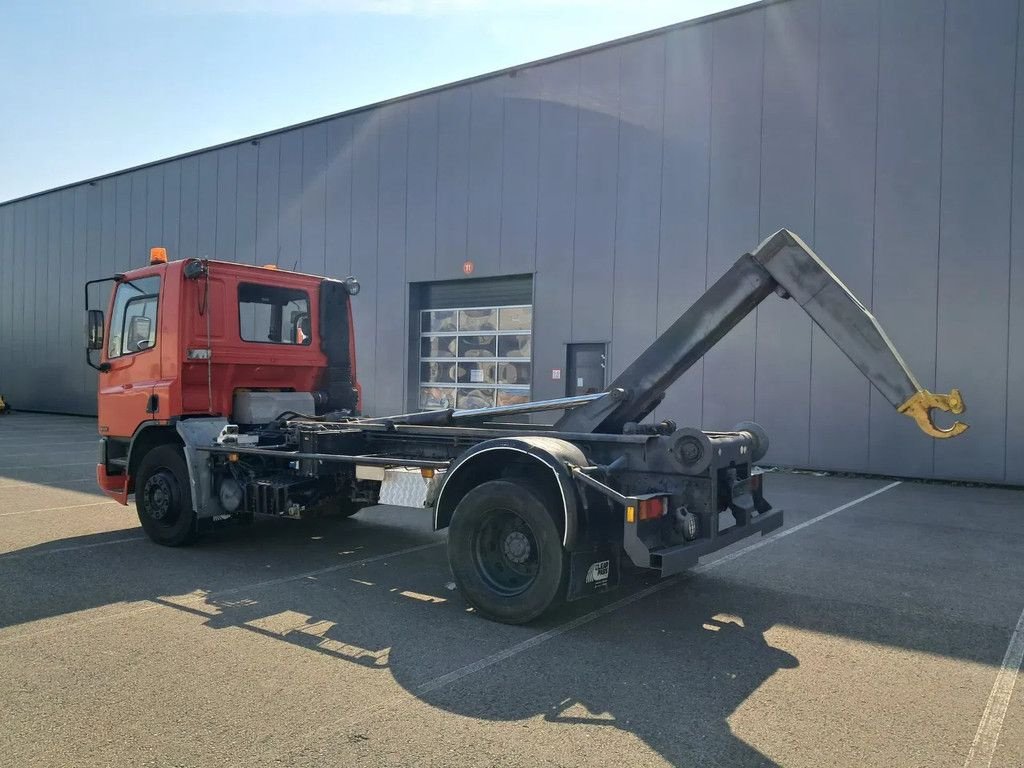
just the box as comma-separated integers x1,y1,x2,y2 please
262,264,278,270
150,247,168,265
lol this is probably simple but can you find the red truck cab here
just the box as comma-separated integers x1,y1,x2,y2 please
87,250,360,506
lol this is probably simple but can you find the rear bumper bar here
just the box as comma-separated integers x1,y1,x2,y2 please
571,465,784,577
643,508,783,576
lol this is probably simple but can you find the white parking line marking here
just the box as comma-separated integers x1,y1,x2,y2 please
0,477,95,490
0,540,445,645
0,500,121,518
187,540,445,601
0,461,95,471
0,536,145,560
963,605,1024,768
416,480,902,696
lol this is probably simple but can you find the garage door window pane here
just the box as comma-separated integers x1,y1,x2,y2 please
498,334,530,358
458,335,497,357
421,335,457,358
457,361,495,384
498,306,532,331
422,310,456,333
421,362,458,384
497,388,531,406
496,362,530,385
459,308,497,332
456,388,496,409
420,386,456,409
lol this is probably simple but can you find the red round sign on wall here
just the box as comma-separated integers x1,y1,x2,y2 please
462,260,474,275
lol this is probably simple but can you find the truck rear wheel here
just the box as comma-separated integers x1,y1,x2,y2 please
135,444,198,547
447,479,567,624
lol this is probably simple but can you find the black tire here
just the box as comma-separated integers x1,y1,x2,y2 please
447,479,567,624
135,444,198,547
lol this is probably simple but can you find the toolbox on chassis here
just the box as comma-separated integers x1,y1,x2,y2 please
87,230,968,624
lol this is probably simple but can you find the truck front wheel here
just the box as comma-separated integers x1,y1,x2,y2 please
135,445,198,547
447,479,567,624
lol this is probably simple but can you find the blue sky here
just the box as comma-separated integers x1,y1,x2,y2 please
0,0,746,203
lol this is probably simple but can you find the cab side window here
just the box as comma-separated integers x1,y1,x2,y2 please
108,276,160,359
238,283,311,345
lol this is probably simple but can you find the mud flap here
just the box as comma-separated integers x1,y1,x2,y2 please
566,545,621,602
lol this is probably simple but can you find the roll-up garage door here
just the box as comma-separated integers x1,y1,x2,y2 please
414,275,533,411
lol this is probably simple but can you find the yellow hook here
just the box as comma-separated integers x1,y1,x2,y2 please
897,388,969,439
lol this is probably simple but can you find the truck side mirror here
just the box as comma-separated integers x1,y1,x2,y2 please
87,309,105,350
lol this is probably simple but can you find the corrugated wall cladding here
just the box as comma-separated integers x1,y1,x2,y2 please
1,0,1022,483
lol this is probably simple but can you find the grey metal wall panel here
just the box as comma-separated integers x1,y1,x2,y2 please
656,24,712,430
611,37,664,384
178,156,199,261
72,187,89,413
234,145,258,265
15,201,31,406
1008,4,1024,485
114,177,132,273
350,112,380,415
405,95,439,283
467,78,504,277
532,58,580,404
278,133,303,270
46,195,62,364
753,0,817,467
572,47,619,344
215,147,237,263
376,105,409,416
146,166,164,249
255,135,280,267
300,123,327,275
196,155,218,259
809,0,878,470
325,119,353,277
868,0,943,478
100,180,116,276
130,173,148,269
0,206,10,402
27,198,43,410
935,0,1017,482
12,202,23,405
83,184,103,412
702,8,763,432
499,70,540,276
436,88,471,278
162,162,181,260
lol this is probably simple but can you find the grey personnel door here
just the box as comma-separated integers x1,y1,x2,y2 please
566,343,606,396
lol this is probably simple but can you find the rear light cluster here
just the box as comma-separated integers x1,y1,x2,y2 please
625,497,668,523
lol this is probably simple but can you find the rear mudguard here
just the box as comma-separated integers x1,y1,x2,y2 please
433,436,587,549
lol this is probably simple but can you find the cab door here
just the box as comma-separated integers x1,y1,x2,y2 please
97,275,162,439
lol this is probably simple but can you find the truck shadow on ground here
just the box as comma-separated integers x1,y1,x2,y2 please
0,508,1012,767
157,565,801,766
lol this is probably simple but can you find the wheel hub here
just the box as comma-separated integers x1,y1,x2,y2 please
472,509,540,597
144,473,175,522
502,530,531,564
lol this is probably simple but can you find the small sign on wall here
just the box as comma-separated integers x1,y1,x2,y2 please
462,260,474,275
551,368,562,381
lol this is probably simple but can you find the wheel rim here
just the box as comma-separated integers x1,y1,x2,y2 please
142,469,181,528
471,508,540,597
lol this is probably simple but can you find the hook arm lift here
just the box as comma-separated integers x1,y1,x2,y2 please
554,229,967,439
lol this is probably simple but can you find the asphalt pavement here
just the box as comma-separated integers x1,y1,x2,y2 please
1,412,1022,767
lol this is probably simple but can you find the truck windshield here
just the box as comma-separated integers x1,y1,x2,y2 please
238,283,311,345
108,276,160,358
